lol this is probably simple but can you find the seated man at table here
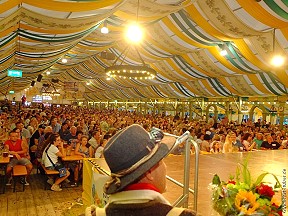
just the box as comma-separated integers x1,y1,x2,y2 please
85,124,196,216
261,135,283,150
5,130,33,186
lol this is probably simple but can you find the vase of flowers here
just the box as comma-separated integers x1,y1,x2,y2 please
211,159,283,215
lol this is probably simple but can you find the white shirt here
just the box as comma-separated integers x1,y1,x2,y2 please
88,137,99,149
42,144,59,167
95,146,104,158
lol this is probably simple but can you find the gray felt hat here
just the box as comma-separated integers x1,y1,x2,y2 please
103,124,176,194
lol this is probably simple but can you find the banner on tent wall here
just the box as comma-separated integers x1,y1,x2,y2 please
91,172,109,207
64,82,79,91
82,159,110,207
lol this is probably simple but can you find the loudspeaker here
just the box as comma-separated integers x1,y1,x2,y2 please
51,78,59,83
31,81,36,86
37,74,43,82
100,51,115,60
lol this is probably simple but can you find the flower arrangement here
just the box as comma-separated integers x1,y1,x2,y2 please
211,158,283,215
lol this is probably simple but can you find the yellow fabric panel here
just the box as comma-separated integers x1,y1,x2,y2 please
0,26,18,37
208,47,246,74
114,0,191,22
150,64,167,78
200,80,219,96
161,17,208,48
180,82,199,95
165,59,195,80
77,44,112,52
233,39,270,70
280,27,288,41
181,55,212,77
234,39,288,86
185,5,232,41
0,49,16,60
237,0,288,28
189,50,230,77
169,84,187,96
247,74,270,94
114,11,163,22
114,77,139,88
146,23,194,54
0,38,17,51
0,58,15,69
0,0,19,14
145,86,160,98
20,23,88,34
23,0,122,12
274,70,288,88
217,77,239,95
145,34,182,55
137,48,164,61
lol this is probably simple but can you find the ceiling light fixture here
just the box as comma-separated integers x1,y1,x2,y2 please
220,49,228,56
105,45,156,80
61,58,68,63
219,44,228,56
271,28,285,67
126,24,143,43
125,0,143,43
101,21,109,34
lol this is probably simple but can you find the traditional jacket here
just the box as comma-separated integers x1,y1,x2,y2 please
85,184,196,216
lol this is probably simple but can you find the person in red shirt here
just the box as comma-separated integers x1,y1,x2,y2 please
4,130,33,186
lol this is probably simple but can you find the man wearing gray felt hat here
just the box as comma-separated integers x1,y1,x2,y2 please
85,124,196,216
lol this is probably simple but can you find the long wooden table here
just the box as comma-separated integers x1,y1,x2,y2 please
62,150,83,185
0,156,10,194
62,155,84,162
62,148,84,162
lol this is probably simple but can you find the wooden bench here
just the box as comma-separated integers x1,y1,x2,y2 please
40,163,59,190
12,165,27,192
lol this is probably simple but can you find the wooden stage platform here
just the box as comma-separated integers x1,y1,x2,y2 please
164,149,288,215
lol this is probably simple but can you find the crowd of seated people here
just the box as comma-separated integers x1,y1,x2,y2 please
0,106,287,190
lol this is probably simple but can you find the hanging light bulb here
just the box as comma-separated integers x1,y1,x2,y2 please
125,0,143,43
101,21,109,34
271,55,284,67
220,49,228,56
126,24,143,43
271,28,285,67
62,58,68,63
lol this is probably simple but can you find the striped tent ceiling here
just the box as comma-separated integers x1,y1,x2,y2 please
0,0,287,101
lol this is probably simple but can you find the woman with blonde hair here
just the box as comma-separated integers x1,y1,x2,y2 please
223,132,238,153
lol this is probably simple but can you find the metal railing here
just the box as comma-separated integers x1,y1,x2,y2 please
164,131,199,211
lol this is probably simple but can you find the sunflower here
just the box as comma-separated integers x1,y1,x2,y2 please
235,190,260,214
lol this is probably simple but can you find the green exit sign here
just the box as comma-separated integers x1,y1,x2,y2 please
7,70,22,77
9,90,15,94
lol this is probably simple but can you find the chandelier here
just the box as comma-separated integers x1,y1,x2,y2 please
105,46,157,80
41,83,60,96
42,91,60,96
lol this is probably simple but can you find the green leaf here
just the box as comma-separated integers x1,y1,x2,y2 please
212,174,221,185
254,172,269,186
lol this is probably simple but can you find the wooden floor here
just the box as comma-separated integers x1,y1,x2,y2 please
0,173,82,216
1,150,287,216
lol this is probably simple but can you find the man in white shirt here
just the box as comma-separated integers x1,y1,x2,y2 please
88,130,101,150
